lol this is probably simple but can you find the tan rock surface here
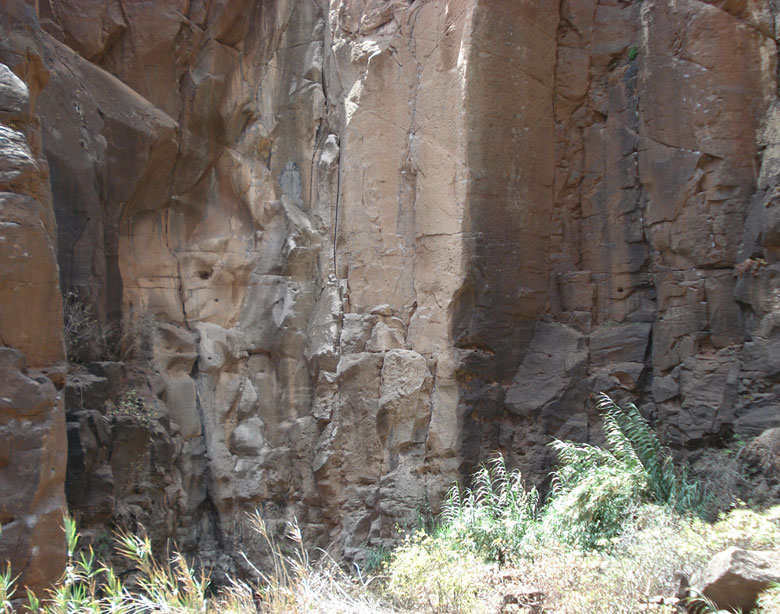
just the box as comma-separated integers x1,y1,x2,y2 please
0,4,67,593
3,0,780,586
692,547,780,612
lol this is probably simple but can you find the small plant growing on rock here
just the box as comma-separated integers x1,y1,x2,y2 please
118,310,158,362
63,291,104,363
0,545,15,614
735,257,768,277
104,388,156,427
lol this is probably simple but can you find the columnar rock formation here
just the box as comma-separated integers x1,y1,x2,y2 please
0,4,67,593
2,0,780,589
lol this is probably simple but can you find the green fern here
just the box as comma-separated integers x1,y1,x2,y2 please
545,393,707,548
595,393,707,512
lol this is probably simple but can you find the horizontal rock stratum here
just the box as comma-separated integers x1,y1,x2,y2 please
2,0,780,589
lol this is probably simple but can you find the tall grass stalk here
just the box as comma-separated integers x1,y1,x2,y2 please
437,455,538,562
245,513,393,613
1,515,392,614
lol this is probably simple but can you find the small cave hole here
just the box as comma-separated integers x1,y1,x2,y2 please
617,287,624,293
197,270,211,280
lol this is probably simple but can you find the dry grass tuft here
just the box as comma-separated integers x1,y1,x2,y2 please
1,515,394,614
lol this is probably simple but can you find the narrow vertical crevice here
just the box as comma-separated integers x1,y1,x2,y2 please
332,138,342,280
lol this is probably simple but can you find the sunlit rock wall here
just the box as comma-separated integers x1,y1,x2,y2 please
2,0,780,587
0,0,67,594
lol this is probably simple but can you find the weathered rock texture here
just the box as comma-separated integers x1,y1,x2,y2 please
0,1,67,594
692,547,780,612
3,0,780,587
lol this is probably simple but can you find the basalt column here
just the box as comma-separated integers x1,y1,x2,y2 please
452,1,558,473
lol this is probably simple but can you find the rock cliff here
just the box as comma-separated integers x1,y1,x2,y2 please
2,0,780,588
0,3,67,593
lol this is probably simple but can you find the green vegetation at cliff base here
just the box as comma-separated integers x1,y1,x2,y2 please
3,394,779,614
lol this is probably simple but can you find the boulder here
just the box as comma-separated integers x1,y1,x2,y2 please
692,547,780,612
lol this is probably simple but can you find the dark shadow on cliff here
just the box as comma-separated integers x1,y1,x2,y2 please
450,0,558,477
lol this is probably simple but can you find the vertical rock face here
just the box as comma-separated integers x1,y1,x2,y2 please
3,0,780,587
479,0,780,480
0,0,67,594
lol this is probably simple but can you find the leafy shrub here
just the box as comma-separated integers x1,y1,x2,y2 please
437,455,538,562
543,393,706,548
362,545,391,575
382,534,484,614
542,451,645,549
63,291,104,363
104,388,156,427
704,504,780,551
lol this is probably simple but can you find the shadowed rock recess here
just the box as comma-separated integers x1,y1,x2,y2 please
2,0,780,589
